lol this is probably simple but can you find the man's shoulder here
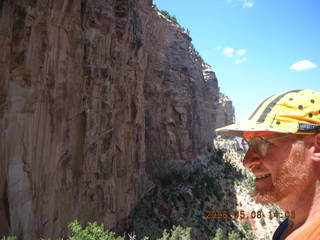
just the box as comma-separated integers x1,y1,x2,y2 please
274,217,320,240
289,217,320,240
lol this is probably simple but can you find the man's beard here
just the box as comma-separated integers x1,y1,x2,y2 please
254,141,310,204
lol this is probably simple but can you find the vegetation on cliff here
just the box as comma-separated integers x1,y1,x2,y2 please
152,4,179,24
0,220,252,240
130,148,253,240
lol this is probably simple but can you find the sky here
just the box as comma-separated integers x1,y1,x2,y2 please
153,0,320,121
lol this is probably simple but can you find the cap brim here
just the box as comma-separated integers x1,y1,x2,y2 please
215,120,288,137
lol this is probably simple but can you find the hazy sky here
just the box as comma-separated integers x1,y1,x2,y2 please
153,0,320,121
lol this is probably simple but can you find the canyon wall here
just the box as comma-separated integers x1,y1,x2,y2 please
0,0,234,239
216,93,235,129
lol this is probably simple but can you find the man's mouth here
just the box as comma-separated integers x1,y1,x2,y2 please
255,173,271,180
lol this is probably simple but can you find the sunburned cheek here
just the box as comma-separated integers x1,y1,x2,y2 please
276,145,309,188
254,143,310,204
269,143,303,168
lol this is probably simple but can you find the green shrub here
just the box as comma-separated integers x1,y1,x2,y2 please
213,227,224,240
2,221,193,240
245,232,256,240
243,175,255,197
227,231,240,240
157,225,192,240
0,237,17,240
260,217,266,226
241,219,252,232
159,10,178,24
62,220,124,240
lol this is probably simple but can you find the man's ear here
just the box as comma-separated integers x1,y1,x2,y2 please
311,134,320,162
314,133,320,151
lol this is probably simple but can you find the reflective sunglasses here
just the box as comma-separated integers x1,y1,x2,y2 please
244,134,295,157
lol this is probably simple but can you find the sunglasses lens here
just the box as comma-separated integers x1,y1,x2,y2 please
248,137,269,157
258,142,268,157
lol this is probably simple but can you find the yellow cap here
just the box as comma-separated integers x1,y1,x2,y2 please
216,89,320,137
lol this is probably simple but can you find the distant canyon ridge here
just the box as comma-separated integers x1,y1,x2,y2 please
0,0,234,239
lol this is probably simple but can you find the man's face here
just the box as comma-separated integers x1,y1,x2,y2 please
243,134,312,204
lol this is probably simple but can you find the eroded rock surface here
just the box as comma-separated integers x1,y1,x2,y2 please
0,0,234,239
216,93,235,129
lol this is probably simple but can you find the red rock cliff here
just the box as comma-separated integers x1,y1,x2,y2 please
0,0,234,239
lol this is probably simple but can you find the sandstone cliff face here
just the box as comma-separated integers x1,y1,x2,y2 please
142,13,220,178
0,0,233,239
215,93,235,129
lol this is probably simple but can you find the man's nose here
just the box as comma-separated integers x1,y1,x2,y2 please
243,147,262,169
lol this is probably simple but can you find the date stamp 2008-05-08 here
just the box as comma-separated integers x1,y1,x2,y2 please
204,210,295,220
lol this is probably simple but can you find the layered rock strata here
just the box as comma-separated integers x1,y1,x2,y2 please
0,0,234,239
